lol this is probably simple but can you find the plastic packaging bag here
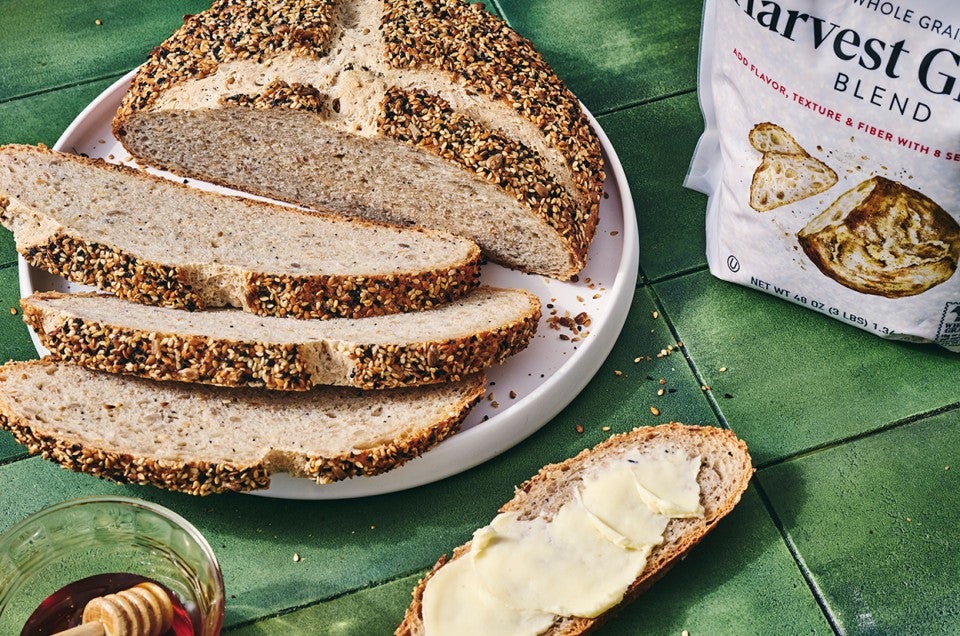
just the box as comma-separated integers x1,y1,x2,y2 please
688,0,960,349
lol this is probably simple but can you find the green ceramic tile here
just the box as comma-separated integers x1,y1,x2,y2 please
598,93,707,282
0,77,120,149
0,265,37,364
495,0,702,113
0,1,209,101
654,270,960,466
226,574,419,635
759,410,960,633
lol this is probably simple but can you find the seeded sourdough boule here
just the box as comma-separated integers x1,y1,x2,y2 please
22,286,540,390
111,0,604,280
0,144,481,319
0,359,487,495
396,424,753,635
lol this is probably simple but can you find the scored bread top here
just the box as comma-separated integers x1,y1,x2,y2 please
0,359,486,494
396,424,753,635
23,286,541,390
0,144,481,318
112,0,604,279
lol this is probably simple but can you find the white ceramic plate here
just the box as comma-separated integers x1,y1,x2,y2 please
21,69,638,499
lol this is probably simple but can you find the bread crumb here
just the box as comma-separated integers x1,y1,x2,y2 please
614,370,622,376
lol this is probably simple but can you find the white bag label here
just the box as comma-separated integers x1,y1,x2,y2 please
688,0,960,349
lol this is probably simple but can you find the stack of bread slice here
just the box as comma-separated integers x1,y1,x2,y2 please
0,144,541,495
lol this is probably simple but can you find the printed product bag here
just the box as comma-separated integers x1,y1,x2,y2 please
687,0,960,349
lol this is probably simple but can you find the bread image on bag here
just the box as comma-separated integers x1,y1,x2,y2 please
748,123,837,212
797,177,960,298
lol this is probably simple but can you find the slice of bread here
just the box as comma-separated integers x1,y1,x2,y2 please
798,176,960,298
22,286,540,390
0,144,481,319
749,152,838,212
396,424,753,635
111,0,604,280
0,359,486,494
747,122,837,212
748,122,806,155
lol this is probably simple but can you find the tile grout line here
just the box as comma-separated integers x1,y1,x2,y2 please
755,400,960,471
749,478,844,635
0,70,132,106
645,288,844,634
221,568,425,632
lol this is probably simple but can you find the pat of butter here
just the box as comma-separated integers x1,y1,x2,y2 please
629,452,704,517
421,556,555,636
578,466,670,548
471,505,652,619
420,449,704,634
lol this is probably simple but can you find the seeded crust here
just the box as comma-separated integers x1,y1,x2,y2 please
381,0,604,210
22,287,540,390
116,0,339,116
0,359,486,495
0,144,481,319
379,88,591,270
112,0,604,280
396,424,753,635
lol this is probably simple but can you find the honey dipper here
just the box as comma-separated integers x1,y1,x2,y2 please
52,581,175,636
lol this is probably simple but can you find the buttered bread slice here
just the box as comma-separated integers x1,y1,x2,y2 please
111,0,604,280
23,287,540,390
397,424,753,635
0,359,486,494
0,144,480,319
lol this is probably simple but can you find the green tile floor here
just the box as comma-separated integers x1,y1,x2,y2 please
1,1,958,634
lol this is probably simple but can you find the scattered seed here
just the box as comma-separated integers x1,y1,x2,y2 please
659,378,666,385
95,18,102,26
293,553,301,562
657,388,665,396
575,424,584,434
9,307,16,315
650,406,661,416
614,370,622,376
719,366,728,372
651,310,659,319
601,426,611,432
702,385,712,391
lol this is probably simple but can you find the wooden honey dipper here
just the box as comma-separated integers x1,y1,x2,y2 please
52,581,175,636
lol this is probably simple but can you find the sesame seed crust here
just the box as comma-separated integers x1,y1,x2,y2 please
0,411,271,496
22,307,313,392
22,289,539,391
303,384,483,483
242,255,481,320
345,302,539,389
114,0,338,125
25,233,204,311
221,79,331,115
378,87,593,273
381,0,605,208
